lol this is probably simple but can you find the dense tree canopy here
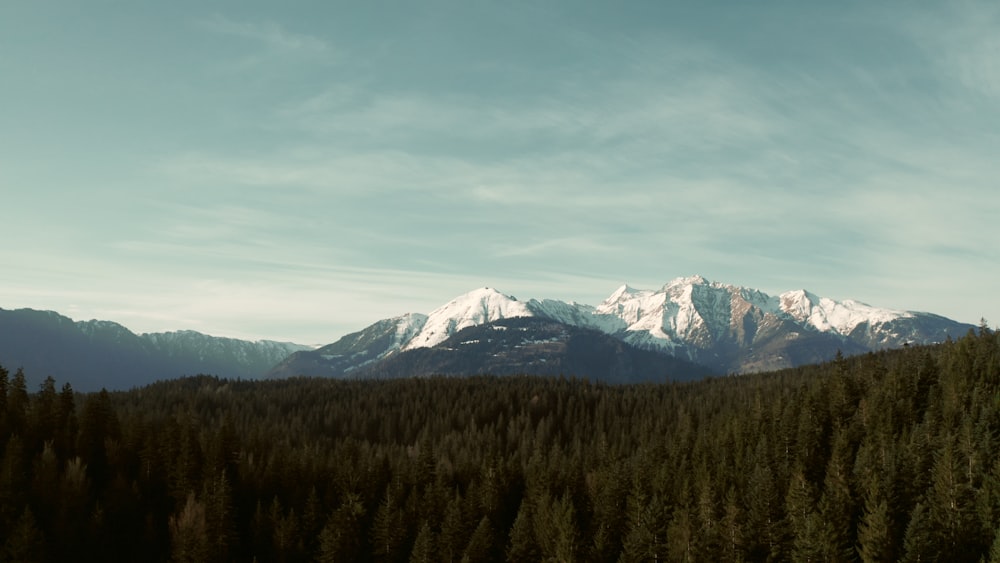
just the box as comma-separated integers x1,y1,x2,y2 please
1,326,999,562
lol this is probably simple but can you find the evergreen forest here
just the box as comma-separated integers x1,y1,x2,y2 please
1,326,1000,562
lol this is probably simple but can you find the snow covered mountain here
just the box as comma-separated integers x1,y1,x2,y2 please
273,276,974,378
403,287,533,350
268,313,427,379
352,316,715,384
564,275,970,372
6,275,967,388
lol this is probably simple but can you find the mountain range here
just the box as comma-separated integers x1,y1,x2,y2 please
0,308,309,391
1,275,975,390
270,275,974,380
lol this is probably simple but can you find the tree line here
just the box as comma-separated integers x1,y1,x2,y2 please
1,325,999,562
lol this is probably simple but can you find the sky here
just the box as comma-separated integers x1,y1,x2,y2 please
2,1,998,344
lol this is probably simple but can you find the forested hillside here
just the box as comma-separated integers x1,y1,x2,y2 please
1,326,999,562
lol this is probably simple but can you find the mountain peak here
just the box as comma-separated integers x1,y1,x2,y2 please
468,286,514,300
402,286,533,350
778,289,819,318
606,283,641,303
777,289,912,334
255,276,977,382
664,274,709,288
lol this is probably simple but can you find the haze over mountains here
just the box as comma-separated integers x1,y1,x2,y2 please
1,276,975,391
0,308,309,391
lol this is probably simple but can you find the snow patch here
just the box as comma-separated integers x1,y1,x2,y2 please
358,275,938,365
778,290,911,335
403,287,534,350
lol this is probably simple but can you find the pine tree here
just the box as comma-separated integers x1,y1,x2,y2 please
856,489,893,563
720,487,744,563
202,470,236,563
7,368,29,436
2,506,44,563
506,499,540,562
250,500,271,561
54,382,76,458
692,474,721,562
901,502,933,563
170,418,203,502
987,528,1000,563
301,486,323,559
666,505,696,563
461,515,495,563
0,365,9,430
413,437,436,486
979,459,1000,550
53,457,89,560
316,492,365,563
817,429,856,562
785,468,823,562
589,461,628,561
0,435,28,530
619,485,666,563
371,482,407,562
532,491,578,563
435,491,469,563
270,497,302,563
743,461,784,561
76,388,120,488
30,376,58,448
925,438,984,560
169,492,209,563
29,442,60,536
409,520,436,563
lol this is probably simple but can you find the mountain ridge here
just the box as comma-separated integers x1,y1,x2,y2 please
274,275,974,378
2,275,977,388
350,316,715,384
0,307,310,391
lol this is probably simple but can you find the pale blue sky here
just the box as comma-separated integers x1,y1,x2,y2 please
2,1,997,343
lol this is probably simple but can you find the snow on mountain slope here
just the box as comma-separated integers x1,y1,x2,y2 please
591,276,777,352
316,312,428,360
402,287,535,350
308,275,972,376
393,276,955,354
589,276,924,347
778,289,912,335
595,284,679,349
525,298,626,334
392,312,429,349
268,312,431,379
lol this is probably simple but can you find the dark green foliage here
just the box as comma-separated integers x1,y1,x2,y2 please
532,490,578,562
461,515,496,562
505,499,539,562
856,479,894,563
408,520,435,563
169,493,208,563
0,326,998,561
3,506,45,563
7,368,29,436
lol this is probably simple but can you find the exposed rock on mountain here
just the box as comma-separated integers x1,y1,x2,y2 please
273,276,973,378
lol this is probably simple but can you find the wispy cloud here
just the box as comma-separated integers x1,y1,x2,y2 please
492,236,619,258
902,1,1000,99
87,4,1000,335
6,1,999,344
199,15,331,54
